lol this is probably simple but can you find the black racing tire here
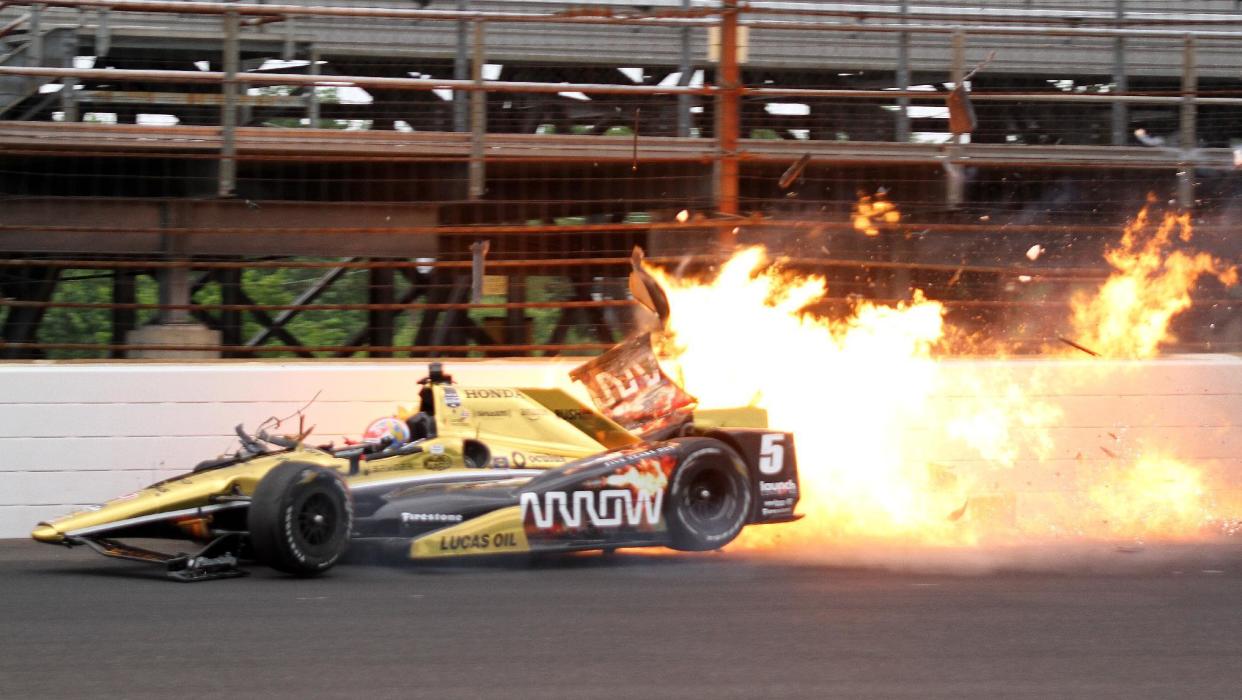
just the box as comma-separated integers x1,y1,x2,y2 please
248,462,353,577
665,438,752,552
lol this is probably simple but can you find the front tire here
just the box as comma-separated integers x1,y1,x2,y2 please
248,463,352,576
666,438,752,551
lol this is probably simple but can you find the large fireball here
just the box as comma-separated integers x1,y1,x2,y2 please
643,203,1238,552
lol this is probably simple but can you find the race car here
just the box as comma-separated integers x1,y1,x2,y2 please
30,255,802,581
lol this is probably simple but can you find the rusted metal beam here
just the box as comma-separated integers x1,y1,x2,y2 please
9,65,1242,107
0,216,1193,238
1,0,720,27
74,90,305,107
738,18,1242,40
0,219,738,237
0,66,716,96
742,4,1242,27
0,298,636,312
13,0,1242,31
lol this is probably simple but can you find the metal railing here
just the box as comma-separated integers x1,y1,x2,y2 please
0,0,1239,359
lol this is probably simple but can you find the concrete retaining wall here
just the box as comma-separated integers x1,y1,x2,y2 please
1,356,1239,538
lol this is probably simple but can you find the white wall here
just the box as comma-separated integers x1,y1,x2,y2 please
1,356,1239,538
0,359,587,538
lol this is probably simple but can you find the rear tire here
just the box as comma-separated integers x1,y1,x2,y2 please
666,438,752,551
248,462,352,576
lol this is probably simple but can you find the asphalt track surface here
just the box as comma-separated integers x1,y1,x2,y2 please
3,539,1242,699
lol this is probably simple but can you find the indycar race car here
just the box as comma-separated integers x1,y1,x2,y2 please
30,256,801,581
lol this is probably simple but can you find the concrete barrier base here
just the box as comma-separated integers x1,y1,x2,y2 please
125,324,222,359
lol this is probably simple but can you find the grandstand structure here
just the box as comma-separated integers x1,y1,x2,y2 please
1,0,1240,358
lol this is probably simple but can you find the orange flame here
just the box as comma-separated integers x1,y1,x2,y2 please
642,201,1237,551
852,191,901,237
1069,202,1237,358
649,249,988,545
1086,454,1213,539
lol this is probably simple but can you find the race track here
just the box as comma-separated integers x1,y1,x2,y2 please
2,539,1242,699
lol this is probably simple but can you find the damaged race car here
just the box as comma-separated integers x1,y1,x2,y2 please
30,255,801,581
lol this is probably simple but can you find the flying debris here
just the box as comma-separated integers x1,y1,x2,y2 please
779,153,813,189
1058,336,1100,357
1025,244,1044,261
1133,128,1168,147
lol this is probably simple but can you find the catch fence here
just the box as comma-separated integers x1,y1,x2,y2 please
0,0,1239,357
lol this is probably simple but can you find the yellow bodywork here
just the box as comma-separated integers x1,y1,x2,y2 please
32,384,632,544
408,506,529,558
31,381,765,546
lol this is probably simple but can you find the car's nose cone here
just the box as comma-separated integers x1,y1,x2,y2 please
31,524,63,543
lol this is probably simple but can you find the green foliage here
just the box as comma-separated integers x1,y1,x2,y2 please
32,265,621,359
238,265,370,356
257,86,352,129
38,271,112,358
37,271,159,359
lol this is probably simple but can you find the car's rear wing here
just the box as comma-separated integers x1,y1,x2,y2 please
569,332,696,439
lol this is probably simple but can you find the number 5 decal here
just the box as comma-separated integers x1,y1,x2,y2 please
758,434,785,475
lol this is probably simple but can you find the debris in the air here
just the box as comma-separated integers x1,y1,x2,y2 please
1134,128,1167,147
1018,275,1032,283
1058,336,1100,357
779,153,812,189
1026,244,1044,261
1099,446,1119,459
676,209,690,223
947,500,969,522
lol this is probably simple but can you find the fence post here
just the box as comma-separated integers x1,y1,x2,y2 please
28,4,43,66
454,0,469,133
676,0,693,137
1178,33,1196,209
469,20,486,200
218,9,239,198
282,14,296,60
895,0,910,142
95,7,110,57
306,44,320,126
946,30,966,209
715,0,740,244
60,76,78,121
1111,0,1128,146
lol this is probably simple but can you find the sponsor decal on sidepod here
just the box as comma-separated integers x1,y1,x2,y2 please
520,489,662,529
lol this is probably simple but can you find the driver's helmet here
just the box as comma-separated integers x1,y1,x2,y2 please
362,416,411,445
